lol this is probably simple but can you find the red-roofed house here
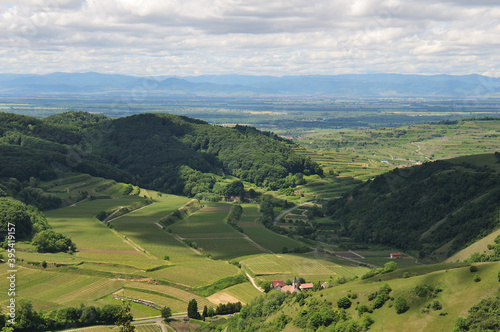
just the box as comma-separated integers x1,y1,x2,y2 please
390,252,402,259
271,280,285,289
300,283,314,290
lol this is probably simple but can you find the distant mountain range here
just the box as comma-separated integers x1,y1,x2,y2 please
0,72,499,98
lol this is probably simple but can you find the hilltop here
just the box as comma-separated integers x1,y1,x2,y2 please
0,111,321,195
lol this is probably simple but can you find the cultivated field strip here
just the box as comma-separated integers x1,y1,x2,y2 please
134,325,162,332
54,279,124,304
217,282,263,304
115,289,187,313
124,281,213,308
147,260,239,287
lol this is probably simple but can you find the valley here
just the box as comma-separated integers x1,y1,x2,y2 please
0,111,499,332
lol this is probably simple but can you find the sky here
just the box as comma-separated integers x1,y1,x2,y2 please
0,0,499,77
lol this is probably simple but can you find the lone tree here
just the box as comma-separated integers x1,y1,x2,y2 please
202,305,208,318
187,299,200,319
116,300,135,332
394,296,410,314
161,307,172,321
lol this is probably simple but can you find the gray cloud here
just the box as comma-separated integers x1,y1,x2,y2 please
0,0,498,76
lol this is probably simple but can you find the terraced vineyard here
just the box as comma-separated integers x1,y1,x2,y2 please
1,171,379,329
0,265,125,311
296,119,500,181
238,204,303,253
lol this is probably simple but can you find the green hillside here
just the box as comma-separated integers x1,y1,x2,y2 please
0,111,321,196
214,261,500,332
2,111,500,331
321,155,500,259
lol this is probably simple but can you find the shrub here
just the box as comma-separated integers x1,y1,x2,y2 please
357,305,370,317
337,297,352,309
32,230,76,253
431,300,442,311
473,274,481,282
372,295,387,309
469,265,478,272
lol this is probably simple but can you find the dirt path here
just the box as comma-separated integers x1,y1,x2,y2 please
105,201,155,223
245,272,264,293
411,142,432,161
244,236,272,253
273,201,314,226
69,195,90,207
330,251,378,269
77,248,142,255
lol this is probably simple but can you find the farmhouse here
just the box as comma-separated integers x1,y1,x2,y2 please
390,252,402,259
271,280,285,289
300,283,314,290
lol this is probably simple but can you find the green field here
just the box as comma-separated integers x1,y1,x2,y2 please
170,203,240,239
109,193,192,261
208,282,263,305
240,253,369,283
238,204,305,253
0,265,124,311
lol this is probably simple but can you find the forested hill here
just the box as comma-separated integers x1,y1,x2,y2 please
323,155,500,258
93,113,322,193
0,111,321,195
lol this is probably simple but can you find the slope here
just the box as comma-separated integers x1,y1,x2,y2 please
216,260,500,332
322,154,500,259
0,111,321,196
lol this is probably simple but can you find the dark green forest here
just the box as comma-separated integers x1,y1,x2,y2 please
323,160,500,257
0,112,322,196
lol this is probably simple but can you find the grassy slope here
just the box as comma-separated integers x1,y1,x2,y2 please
265,262,500,332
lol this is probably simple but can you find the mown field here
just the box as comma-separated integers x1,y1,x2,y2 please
240,253,369,283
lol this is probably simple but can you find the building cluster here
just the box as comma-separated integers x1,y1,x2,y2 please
271,276,314,293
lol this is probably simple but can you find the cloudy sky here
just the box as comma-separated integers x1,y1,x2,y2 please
1,0,499,76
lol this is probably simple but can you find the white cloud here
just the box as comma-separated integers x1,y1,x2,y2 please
0,0,498,76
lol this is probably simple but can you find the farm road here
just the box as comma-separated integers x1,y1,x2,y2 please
133,317,168,332
245,272,264,293
273,201,314,226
